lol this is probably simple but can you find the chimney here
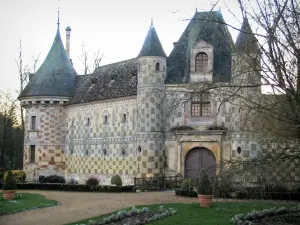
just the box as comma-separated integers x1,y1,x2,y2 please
65,26,71,58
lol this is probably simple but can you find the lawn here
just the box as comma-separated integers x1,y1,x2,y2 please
0,192,58,216
66,201,297,225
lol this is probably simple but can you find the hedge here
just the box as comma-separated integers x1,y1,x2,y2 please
16,183,136,192
175,188,300,200
175,189,198,197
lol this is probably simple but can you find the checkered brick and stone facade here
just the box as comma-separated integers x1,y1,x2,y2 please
19,12,300,186
21,98,69,181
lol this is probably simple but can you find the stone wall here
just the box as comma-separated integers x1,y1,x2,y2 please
65,97,138,183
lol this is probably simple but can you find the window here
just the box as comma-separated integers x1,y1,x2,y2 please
191,92,210,116
195,52,208,72
103,149,107,156
30,145,35,163
122,114,127,122
155,63,160,72
31,116,36,130
87,117,91,126
237,147,242,154
138,146,142,153
104,115,108,124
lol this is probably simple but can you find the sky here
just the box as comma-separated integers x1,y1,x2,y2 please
0,0,244,99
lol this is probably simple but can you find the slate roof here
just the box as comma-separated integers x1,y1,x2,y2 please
166,11,234,84
234,18,260,53
18,26,77,99
138,23,167,58
68,58,137,104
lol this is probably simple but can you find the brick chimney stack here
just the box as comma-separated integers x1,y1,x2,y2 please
65,26,71,58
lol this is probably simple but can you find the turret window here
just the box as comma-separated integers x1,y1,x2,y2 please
155,63,160,72
30,145,36,163
195,52,208,72
191,92,210,117
31,116,37,130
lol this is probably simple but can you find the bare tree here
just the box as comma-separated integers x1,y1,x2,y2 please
79,41,104,75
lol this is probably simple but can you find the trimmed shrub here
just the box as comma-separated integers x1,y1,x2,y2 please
41,175,66,184
12,170,26,183
111,175,122,187
86,177,99,186
2,170,17,190
197,170,213,195
16,183,135,192
39,175,45,183
180,178,193,191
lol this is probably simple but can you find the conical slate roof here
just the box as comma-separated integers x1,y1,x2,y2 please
234,18,260,53
18,26,77,99
138,22,167,58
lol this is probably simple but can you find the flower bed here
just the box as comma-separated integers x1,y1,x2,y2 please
78,205,177,225
231,206,300,225
16,183,135,192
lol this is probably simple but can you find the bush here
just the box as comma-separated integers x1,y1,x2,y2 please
39,175,45,183
111,175,122,187
180,178,193,191
2,170,17,190
41,175,66,184
86,177,99,186
16,183,136,192
0,171,4,184
197,170,213,195
12,170,26,183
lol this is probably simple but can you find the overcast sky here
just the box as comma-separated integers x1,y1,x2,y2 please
0,0,243,99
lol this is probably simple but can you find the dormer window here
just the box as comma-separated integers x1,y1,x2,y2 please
195,52,208,73
155,63,160,72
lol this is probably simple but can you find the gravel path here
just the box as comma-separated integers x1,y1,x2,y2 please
0,190,197,225
0,190,295,225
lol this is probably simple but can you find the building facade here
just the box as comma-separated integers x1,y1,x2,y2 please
19,11,300,185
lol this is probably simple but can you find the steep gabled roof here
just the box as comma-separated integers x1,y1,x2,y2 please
18,26,77,99
68,58,137,105
138,22,167,58
166,11,234,84
234,18,260,53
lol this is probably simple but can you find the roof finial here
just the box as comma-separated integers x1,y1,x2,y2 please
196,4,198,13
151,17,153,27
57,0,60,27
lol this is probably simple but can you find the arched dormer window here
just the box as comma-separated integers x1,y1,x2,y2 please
195,52,208,72
155,63,160,72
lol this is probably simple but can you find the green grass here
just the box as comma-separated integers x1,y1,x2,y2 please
66,201,297,225
0,192,59,216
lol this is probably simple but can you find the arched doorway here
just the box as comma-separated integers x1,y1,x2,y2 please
184,147,216,179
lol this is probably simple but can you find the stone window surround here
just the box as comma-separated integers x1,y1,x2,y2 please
190,40,214,82
28,112,39,131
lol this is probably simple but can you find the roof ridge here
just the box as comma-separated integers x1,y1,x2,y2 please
95,58,136,70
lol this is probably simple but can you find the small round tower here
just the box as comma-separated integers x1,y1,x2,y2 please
136,20,167,177
18,21,77,181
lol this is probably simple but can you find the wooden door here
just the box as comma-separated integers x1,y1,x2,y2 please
184,147,216,179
